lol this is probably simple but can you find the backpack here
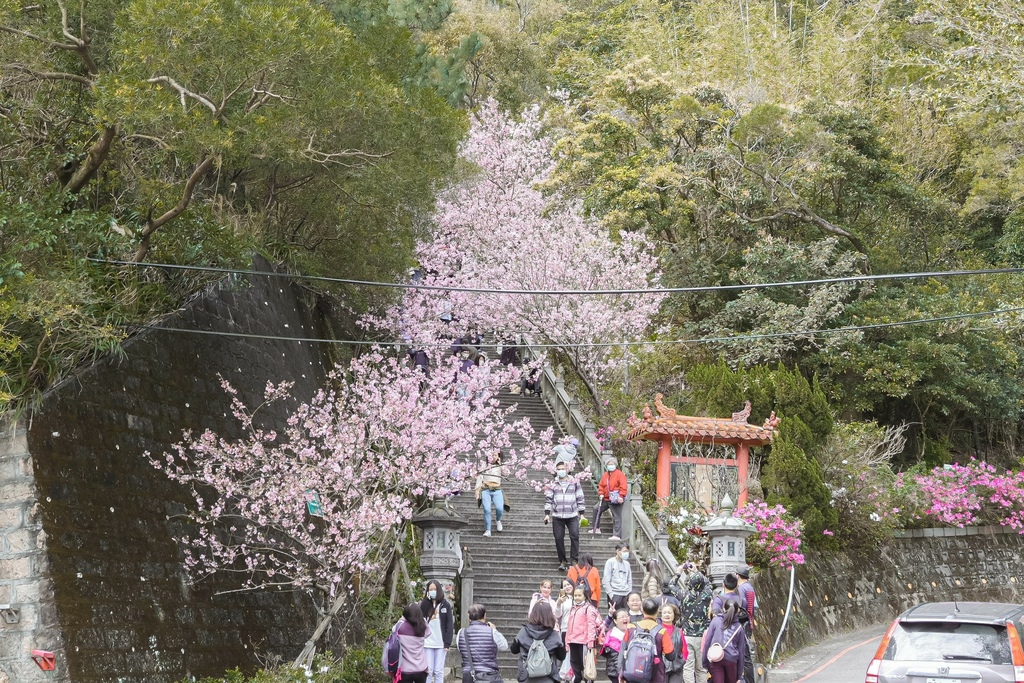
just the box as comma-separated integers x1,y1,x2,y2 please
526,638,553,677
621,624,661,683
569,566,595,601
381,623,402,677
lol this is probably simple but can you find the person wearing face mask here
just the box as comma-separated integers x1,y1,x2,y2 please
544,462,587,572
419,580,455,683
591,456,628,540
603,543,634,613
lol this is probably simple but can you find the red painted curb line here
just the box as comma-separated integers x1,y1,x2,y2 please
791,635,882,683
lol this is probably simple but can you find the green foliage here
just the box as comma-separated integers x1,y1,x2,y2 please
0,0,469,408
540,0,1024,465
683,362,832,446
760,418,838,549
819,421,906,548
185,652,390,683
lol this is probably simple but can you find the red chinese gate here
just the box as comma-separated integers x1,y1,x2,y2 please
626,394,779,506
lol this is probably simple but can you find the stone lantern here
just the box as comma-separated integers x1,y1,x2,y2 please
703,494,755,586
412,506,467,586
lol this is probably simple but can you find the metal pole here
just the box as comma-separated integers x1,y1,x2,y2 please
769,564,796,664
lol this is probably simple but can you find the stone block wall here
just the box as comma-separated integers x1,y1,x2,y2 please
0,419,66,683
754,525,1024,660
3,260,334,682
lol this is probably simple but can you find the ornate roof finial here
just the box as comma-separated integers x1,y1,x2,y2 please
720,493,735,516
731,400,752,422
763,411,780,430
654,393,677,418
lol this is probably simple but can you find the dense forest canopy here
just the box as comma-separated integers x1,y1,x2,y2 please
3,0,1024,474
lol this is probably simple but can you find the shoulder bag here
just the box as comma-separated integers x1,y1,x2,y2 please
707,624,741,663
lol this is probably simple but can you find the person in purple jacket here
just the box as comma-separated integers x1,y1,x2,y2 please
395,602,432,683
700,598,748,683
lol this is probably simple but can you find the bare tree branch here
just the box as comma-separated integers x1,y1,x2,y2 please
79,0,87,43
147,76,218,114
302,134,392,167
54,0,97,74
737,206,867,253
245,86,293,114
215,79,247,117
4,62,92,85
125,133,171,150
133,155,216,262
0,25,80,51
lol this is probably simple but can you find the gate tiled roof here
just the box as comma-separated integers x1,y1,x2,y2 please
626,394,779,445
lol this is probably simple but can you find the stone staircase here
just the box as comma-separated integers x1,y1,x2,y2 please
450,389,640,681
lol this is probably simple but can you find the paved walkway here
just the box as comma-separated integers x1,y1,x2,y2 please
767,623,889,683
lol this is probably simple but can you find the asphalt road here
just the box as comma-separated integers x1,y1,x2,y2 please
770,624,889,683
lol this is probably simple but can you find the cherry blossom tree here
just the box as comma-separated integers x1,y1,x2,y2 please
150,349,552,662
387,99,665,411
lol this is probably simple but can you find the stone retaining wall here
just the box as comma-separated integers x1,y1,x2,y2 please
0,419,65,683
1,260,332,683
754,525,1024,661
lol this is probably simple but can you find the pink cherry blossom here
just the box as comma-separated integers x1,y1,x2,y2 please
368,99,664,406
150,350,554,595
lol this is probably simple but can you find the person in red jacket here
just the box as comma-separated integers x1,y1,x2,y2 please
592,456,628,540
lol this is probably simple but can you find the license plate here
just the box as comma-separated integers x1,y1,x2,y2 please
925,679,961,683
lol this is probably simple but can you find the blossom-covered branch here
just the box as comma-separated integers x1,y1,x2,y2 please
150,350,554,596
375,99,664,409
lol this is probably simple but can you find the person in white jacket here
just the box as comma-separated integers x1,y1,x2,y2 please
552,437,579,471
603,542,633,612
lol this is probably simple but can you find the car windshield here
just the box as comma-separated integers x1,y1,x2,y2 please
885,622,1012,665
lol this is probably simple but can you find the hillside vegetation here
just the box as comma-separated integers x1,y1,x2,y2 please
3,0,1023,468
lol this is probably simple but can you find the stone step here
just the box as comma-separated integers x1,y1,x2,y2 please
443,384,642,683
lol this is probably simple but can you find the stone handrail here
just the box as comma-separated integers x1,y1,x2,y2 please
628,485,680,574
521,344,609,488
518,344,679,573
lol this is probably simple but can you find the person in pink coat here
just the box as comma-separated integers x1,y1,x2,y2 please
565,586,602,683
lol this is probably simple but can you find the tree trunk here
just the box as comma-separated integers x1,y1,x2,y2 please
133,155,215,262
293,590,348,669
63,126,115,194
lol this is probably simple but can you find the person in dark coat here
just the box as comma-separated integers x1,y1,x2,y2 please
409,348,431,375
701,598,748,683
510,601,566,683
419,580,455,683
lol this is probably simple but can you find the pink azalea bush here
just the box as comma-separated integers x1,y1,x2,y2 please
668,498,805,569
909,460,1024,531
735,499,806,569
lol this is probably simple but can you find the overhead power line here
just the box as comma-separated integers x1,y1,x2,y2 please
89,258,1024,296
124,305,1024,347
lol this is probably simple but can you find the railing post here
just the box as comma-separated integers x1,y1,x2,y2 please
655,531,676,574
555,378,566,426
459,547,474,630
624,475,641,550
